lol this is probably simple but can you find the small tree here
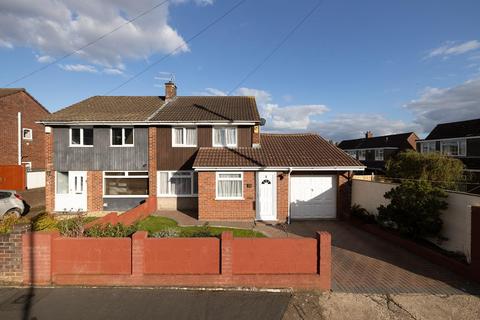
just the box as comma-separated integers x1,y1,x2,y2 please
385,150,464,189
377,180,448,239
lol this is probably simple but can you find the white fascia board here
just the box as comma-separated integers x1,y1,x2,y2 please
417,136,478,142
193,166,366,171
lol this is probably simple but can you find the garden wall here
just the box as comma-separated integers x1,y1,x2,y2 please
22,231,331,289
352,179,480,262
0,224,30,283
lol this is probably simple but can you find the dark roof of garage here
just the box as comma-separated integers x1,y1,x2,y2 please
193,133,365,168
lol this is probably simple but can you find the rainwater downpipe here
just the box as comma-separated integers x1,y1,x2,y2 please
17,112,22,165
287,167,293,224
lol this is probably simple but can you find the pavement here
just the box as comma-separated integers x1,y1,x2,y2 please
0,287,479,320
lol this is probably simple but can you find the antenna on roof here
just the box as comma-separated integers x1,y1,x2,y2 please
154,72,175,87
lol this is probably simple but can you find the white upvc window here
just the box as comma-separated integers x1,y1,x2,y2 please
375,149,384,161
70,127,93,146
216,172,243,200
158,171,198,196
421,141,436,154
172,127,197,147
358,150,366,161
22,128,33,140
440,139,466,156
103,171,148,197
213,127,237,147
111,127,134,146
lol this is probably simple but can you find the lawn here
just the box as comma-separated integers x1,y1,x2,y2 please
137,216,265,238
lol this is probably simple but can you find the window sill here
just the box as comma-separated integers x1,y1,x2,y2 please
103,195,148,198
157,194,198,198
109,145,135,148
172,145,198,148
69,145,94,147
215,197,244,201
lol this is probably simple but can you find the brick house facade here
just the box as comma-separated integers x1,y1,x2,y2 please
0,89,50,170
41,82,364,221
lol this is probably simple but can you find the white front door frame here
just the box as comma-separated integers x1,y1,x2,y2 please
55,171,88,212
256,171,277,221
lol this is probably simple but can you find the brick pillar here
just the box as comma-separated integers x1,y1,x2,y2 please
337,172,351,220
277,172,289,222
221,232,233,276
132,231,147,277
22,231,58,285
0,223,30,283
471,207,480,282
87,171,103,211
148,127,157,208
252,125,260,145
45,127,55,212
317,231,331,289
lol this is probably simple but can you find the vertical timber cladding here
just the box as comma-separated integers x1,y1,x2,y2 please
156,125,253,170
53,127,149,171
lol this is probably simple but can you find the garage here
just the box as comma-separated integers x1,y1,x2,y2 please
290,175,337,219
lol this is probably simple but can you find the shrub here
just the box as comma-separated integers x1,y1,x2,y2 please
150,227,180,238
84,222,138,237
32,213,58,231
350,204,376,224
385,150,465,189
0,215,30,234
57,214,85,237
377,180,448,239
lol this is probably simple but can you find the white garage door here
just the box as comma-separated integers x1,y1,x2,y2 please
290,175,337,219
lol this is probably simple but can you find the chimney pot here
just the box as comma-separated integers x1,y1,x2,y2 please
165,81,177,100
365,131,373,139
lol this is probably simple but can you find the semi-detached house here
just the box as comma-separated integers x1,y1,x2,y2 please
40,82,364,222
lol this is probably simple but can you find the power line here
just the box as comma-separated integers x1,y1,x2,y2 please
3,0,171,87
103,0,247,95
227,0,323,95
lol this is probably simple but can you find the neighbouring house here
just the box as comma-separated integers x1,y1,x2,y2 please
337,131,418,173
0,88,50,171
39,81,364,221
417,118,480,180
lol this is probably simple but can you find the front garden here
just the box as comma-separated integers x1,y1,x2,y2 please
0,213,265,238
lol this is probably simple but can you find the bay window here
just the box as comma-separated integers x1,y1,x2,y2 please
104,171,148,197
172,127,197,147
440,139,466,156
213,127,237,147
216,172,243,199
111,127,134,146
70,128,93,146
421,141,436,154
158,171,198,196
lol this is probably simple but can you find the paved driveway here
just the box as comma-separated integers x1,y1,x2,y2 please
280,221,480,294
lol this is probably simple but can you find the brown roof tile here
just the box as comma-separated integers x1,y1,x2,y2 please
193,133,364,168
0,88,25,98
150,96,261,122
42,96,165,122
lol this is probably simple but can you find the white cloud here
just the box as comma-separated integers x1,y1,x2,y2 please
426,40,480,59
201,87,227,96
36,55,54,63
103,68,124,75
0,39,13,48
404,78,480,132
0,0,210,69
263,103,328,130
59,64,98,73
309,114,419,142
234,87,272,106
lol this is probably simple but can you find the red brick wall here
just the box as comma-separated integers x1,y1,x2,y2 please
198,171,256,220
0,91,49,169
337,172,351,220
252,125,260,145
45,129,55,212
0,223,30,283
277,172,289,222
87,171,103,211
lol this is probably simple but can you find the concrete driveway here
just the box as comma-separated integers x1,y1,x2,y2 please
278,221,480,294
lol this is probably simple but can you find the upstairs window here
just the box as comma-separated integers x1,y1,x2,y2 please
358,150,366,161
213,127,237,147
172,127,197,147
421,141,436,154
70,128,93,146
111,127,134,146
441,139,466,156
375,149,384,161
22,128,33,140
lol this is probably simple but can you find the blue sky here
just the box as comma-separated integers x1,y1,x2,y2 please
1,0,480,141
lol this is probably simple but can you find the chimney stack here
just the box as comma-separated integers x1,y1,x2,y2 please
365,131,373,139
165,81,177,100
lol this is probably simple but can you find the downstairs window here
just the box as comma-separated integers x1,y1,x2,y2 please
104,171,148,197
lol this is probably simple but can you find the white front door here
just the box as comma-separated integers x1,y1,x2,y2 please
256,172,277,221
55,171,88,212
